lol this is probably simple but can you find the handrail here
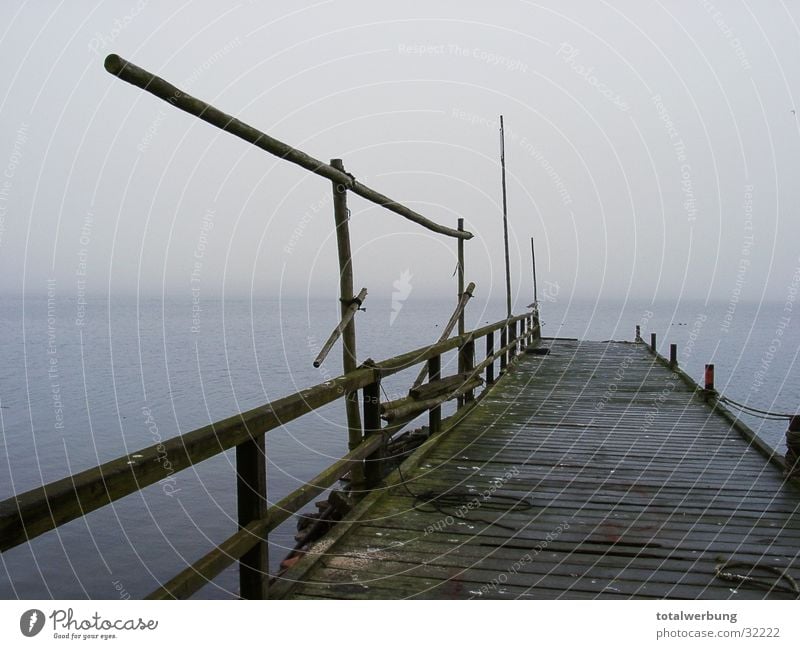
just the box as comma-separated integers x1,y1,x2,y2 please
103,54,472,241
0,312,531,553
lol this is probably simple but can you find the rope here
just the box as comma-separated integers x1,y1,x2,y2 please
715,559,800,596
717,395,793,420
395,462,533,532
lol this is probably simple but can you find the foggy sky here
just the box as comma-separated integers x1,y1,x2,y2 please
1,0,799,308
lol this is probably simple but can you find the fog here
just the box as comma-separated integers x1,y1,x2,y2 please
1,0,799,308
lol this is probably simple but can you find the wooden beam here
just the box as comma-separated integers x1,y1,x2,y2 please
313,287,367,368
103,54,471,240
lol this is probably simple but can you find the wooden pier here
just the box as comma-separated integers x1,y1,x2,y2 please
272,339,800,600
3,53,798,601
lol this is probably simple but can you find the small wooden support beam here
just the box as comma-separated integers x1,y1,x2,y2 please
362,379,383,489
410,281,475,389
635,325,641,341
313,287,367,368
235,434,268,599
510,321,518,359
669,344,677,368
650,332,657,352
485,331,495,385
428,355,442,435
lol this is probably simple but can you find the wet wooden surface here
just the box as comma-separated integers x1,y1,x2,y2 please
276,340,800,599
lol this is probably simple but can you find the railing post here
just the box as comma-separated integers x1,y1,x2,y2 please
500,325,508,372
464,338,475,402
236,435,268,599
362,379,383,489
635,325,641,341
669,344,677,368
650,333,657,352
428,355,442,434
486,331,495,385
331,158,364,490
510,320,518,360
704,364,715,392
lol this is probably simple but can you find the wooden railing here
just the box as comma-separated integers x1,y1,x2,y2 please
0,53,543,599
0,311,539,599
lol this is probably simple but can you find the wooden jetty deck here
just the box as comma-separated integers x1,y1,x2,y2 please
273,339,800,600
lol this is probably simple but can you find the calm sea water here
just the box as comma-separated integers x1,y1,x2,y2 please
1,294,798,599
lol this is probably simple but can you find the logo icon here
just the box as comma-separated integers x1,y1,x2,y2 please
390,269,413,326
20,609,45,637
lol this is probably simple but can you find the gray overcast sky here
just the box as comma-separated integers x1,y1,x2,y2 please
1,0,798,305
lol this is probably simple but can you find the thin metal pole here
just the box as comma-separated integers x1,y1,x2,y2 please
457,218,465,336
500,115,512,317
530,237,538,306
331,158,364,490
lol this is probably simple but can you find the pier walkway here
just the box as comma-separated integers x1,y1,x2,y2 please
274,339,800,599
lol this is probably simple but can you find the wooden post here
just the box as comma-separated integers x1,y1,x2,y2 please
362,380,383,488
500,325,508,372
331,158,364,490
704,364,715,392
464,338,475,402
236,435,268,599
428,355,441,434
669,344,677,368
650,333,657,352
500,116,512,317
486,331,495,385
785,416,800,477
635,325,640,341
510,321,518,360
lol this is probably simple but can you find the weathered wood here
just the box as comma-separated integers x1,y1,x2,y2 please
278,340,800,600
408,373,472,401
462,339,475,403
236,434,268,599
428,355,442,435
381,377,483,422
362,380,383,488
0,311,531,554
485,331,495,385
313,287,367,368
331,158,364,491
147,433,384,600
500,325,507,372
103,54,471,240
410,281,475,389
457,218,465,336
530,237,538,307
